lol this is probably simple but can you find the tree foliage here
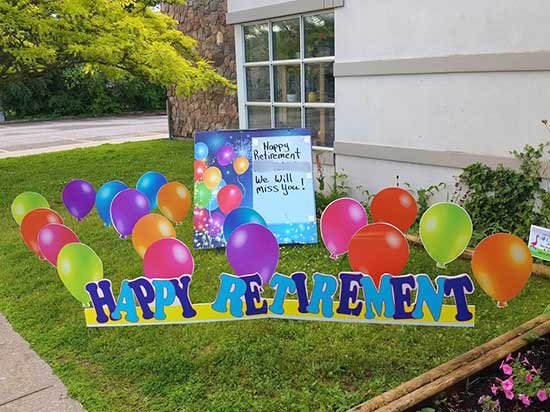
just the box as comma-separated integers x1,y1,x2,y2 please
0,0,233,96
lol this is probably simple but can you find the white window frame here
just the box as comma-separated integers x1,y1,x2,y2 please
235,11,335,150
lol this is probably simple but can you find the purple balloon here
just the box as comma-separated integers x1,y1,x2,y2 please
110,189,150,239
62,179,96,221
206,211,225,237
217,145,236,167
226,223,279,284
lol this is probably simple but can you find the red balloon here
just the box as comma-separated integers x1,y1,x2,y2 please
21,208,64,258
38,223,80,266
370,187,418,232
217,184,242,214
194,160,206,181
348,222,409,286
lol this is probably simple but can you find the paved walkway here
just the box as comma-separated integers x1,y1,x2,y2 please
0,313,84,412
0,114,168,159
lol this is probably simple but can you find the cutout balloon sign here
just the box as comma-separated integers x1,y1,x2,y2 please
193,129,318,249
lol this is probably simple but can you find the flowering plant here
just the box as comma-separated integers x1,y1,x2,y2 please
479,351,549,411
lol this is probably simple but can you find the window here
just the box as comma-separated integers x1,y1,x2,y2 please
240,12,335,148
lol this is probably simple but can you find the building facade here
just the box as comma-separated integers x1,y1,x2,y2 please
227,0,550,198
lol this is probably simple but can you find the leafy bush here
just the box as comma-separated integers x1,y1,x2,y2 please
0,66,166,120
454,143,550,244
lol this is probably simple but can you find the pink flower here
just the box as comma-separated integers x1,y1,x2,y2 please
525,374,533,382
502,364,513,375
530,366,538,373
522,356,530,365
506,354,514,362
501,377,514,391
504,389,514,400
537,390,548,402
490,384,498,395
518,394,530,406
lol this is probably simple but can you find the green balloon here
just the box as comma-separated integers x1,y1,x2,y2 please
419,202,472,268
57,243,103,305
194,182,212,208
11,192,49,225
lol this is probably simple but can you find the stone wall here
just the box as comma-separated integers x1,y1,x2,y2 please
161,0,238,138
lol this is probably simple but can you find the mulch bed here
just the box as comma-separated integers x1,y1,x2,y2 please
420,334,550,412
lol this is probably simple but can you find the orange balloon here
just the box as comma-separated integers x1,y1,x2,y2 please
131,213,176,258
157,182,191,224
471,233,532,308
203,167,222,190
370,187,418,232
21,208,63,258
233,157,250,175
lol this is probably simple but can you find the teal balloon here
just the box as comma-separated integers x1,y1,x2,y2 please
223,208,267,241
95,181,128,226
207,180,226,210
136,171,167,209
57,243,103,305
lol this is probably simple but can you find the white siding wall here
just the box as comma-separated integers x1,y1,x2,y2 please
335,0,550,201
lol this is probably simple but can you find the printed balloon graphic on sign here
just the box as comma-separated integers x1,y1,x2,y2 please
207,180,226,211
348,222,409,286
136,171,167,210
203,167,222,191
194,182,212,209
223,208,267,242
38,224,80,266
62,179,96,221
420,202,472,268
95,181,128,227
218,185,243,214
195,142,209,161
194,207,209,231
321,198,368,259
194,160,207,181
206,211,225,237
233,157,249,175
217,145,236,167
21,208,64,258
370,187,418,233
226,223,279,284
11,192,49,225
157,182,191,224
110,189,151,239
57,243,103,305
472,233,532,308
143,238,194,279
132,214,176,258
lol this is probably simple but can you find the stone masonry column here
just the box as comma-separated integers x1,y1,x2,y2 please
161,0,238,138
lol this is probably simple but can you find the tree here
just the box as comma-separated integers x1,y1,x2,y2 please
0,0,233,96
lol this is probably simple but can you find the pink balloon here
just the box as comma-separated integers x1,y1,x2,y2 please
320,198,368,259
37,223,80,266
143,238,194,279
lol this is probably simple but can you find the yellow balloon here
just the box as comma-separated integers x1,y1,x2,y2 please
203,167,222,190
233,157,249,175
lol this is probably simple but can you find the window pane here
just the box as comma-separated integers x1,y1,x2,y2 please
304,13,334,58
305,63,334,103
274,65,301,103
272,18,300,60
275,107,301,128
306,108,335,147
244,23,269,62
248,106,271,129
246,66,270,102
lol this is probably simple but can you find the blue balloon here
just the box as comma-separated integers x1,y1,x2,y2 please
95,181,128,226
207,179,226,211
136,171,167,210
195,142,209,161
223,207,267,242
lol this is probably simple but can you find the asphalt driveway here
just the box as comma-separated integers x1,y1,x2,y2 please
0,114,168,158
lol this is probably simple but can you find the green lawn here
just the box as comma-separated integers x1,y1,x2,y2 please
0,139,548,412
